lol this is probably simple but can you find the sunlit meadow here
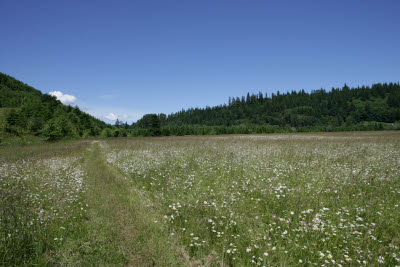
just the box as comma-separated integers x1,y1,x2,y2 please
1,132,399,266
107,132,400,266
0,142,88,265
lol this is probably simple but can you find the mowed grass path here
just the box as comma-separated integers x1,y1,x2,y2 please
0,140,183,266
1,131,400,266
83,141,180,266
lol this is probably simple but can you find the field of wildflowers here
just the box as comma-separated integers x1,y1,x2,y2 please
0,142,89,265
1,132,399,266
107,132,400,266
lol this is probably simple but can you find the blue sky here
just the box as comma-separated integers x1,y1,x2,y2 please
1,0,399,123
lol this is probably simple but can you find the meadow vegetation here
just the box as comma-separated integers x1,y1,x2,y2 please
1,132,399,266
0,141,89,265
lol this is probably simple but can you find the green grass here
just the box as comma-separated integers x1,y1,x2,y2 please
78,141,179,265
0,141,89,265
1,131,400,266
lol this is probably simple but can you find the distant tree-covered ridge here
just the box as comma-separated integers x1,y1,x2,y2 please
0,72,110,140
1,72,399,140
131,83,400,135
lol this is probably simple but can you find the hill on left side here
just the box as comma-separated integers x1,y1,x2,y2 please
0,72,109,142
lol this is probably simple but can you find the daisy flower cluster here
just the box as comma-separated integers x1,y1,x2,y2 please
0,155,88,264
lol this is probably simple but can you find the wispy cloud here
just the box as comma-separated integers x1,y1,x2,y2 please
78,105,144,124
105,113,118,121
102,112,144,123
49,91,77,105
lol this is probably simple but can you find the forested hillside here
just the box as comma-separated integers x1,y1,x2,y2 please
2,72,399,141
132,83,400,135
0,72,109,141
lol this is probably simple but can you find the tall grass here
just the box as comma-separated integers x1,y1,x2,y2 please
107,132,400,266
1,132,399,265
0,143,89,265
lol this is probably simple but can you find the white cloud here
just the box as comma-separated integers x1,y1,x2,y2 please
49,91,77,105
102,112,143,123
105,113,118,121
77,104,144,124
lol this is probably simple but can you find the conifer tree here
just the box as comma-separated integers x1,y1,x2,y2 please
149,114,161,136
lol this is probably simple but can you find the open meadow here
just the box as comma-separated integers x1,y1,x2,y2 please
1,131,400,266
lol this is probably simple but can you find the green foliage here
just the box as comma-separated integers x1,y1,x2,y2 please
148,114,161,136
41,116,78,141
131,114,161,136
27,117,44,135
112,128,120,137
42,120,63,141
2,71,399,141
131,83,400,135
101,128,113,138
82,129,92,139
0,72,109,140
119,128,127,137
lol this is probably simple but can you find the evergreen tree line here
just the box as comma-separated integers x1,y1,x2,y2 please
1,71,399,141
131,83,400,136
0,72,110,141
